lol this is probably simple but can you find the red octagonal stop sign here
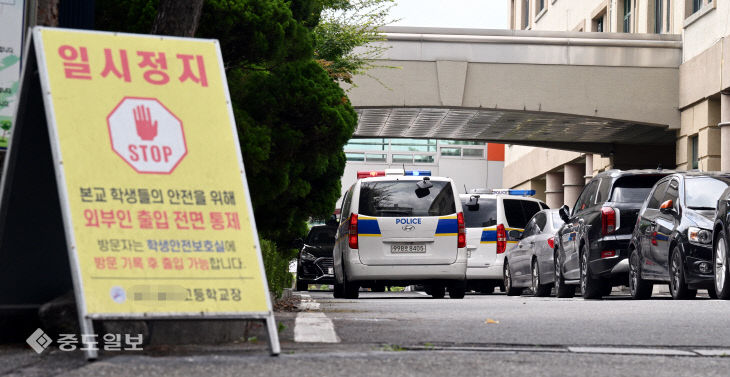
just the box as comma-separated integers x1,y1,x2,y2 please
107,97,187,174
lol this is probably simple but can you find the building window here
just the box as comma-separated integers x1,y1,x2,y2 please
365,153,386,163
346,152,365,162
655,0,663,33
693,0,702,12
690,135,699,169
440,147,461,157
522,0,530,29
536,0,545,15
623,0,633,32
667,0,671,30
688,0,713,16
595,17,604,32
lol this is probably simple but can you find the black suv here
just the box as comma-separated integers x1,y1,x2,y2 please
555,170,670,299
295,225,337,291
629,172,730,299
713,186,730,299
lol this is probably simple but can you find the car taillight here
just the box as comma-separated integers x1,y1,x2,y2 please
547,236,555,249
601,207,616,235
348,214,358,249
496,224,507,254
457,212,466,248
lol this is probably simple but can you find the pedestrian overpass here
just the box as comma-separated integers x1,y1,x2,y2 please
346,27,681,164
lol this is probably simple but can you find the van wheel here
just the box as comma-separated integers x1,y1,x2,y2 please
448,281,466,299
430,283,445,299
504,261,522,296
342,267,359,299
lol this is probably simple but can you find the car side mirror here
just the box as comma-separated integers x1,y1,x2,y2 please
559,205,570,223
660,199,674,214
508,230,523,240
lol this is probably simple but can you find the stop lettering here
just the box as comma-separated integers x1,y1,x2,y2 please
107,97,187,174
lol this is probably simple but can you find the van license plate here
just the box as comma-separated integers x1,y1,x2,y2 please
391,244,426,254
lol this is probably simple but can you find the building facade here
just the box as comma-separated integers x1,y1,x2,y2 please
506,0,730,209
340,139,505,199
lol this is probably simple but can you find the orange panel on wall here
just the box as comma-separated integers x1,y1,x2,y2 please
487,143,505,161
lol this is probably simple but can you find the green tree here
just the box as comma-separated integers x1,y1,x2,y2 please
314,0,396,84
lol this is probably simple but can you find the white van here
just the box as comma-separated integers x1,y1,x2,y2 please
333,171,467,299
459,190,548,293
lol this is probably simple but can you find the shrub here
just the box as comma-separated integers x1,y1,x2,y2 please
259,237,295,298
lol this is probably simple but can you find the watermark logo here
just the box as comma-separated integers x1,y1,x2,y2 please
25,329,144,353
26,328,52,354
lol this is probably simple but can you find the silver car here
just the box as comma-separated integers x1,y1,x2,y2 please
503,209,564,296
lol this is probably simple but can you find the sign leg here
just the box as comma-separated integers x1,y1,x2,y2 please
80,318,98,360
265,315,280,356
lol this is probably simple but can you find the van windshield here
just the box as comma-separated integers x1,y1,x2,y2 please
358,181,456,217
461,198,497,228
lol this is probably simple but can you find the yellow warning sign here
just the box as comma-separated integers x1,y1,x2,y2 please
35,27,270,316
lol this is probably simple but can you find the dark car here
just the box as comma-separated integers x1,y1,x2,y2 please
504,209,564,296
629,173,730,299
712,186,730,299
555,170,671,299
296,225,337,291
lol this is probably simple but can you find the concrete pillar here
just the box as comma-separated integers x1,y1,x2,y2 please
720,93,730,172
563,164,584,210
545,172,564,209
584,154,593,184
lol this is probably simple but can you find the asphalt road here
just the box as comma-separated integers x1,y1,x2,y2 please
5,289,730,376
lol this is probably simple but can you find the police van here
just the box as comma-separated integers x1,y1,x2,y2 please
459,189,548,294
333,169,467,299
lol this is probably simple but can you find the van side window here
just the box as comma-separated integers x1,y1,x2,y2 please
573,180,598,215
340,186,353,224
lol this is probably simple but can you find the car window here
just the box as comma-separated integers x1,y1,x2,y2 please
306,227,336,245
534,212,547,231
502,199,542,228
573,180,598,215
610,174,665,203
662,179,679,207
461,197,497,228
685,176,730,209
540,202,549,210
647,180,669,209
358,180,456,217
521,217,538,238
551,212,564,229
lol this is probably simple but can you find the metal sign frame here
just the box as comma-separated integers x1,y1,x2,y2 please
24,27,279,359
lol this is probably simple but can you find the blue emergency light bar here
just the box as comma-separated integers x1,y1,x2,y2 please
405,170,432,176
508,189,536,196
472,188,536,196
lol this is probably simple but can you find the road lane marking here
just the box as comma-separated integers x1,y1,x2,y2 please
568,347,695,356
294,312,340,343
693,349,730,356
